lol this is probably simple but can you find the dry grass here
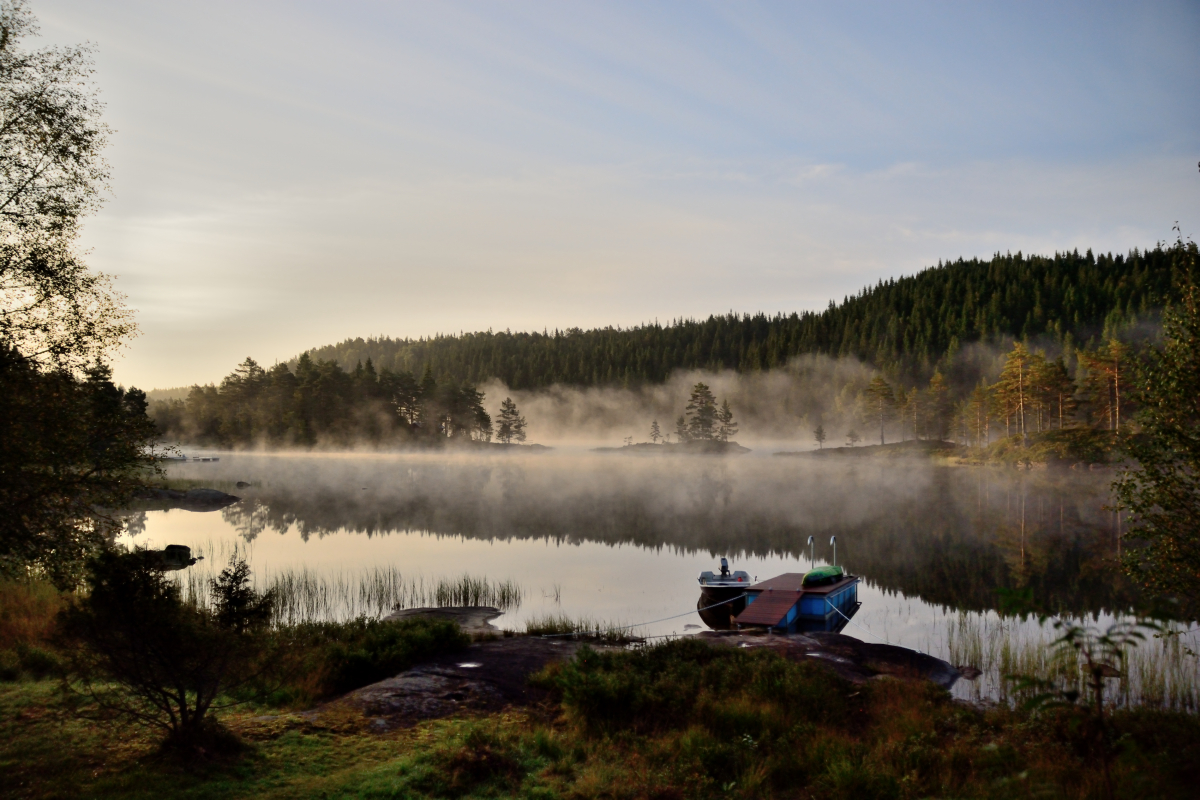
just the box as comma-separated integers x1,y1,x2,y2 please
0,578,64,650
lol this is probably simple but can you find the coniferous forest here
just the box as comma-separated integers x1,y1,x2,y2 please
297,246,1177,389
151,244,1184,448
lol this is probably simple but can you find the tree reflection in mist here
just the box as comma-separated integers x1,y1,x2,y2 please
199,454,1138,619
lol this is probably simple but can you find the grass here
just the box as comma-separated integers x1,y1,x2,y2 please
167,542,525,626
4,638,1200,799
0,578,65,682
266,616,470,704
522,612,645,644
943,612,1200,711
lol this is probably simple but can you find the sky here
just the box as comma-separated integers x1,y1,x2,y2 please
35,0,1200,390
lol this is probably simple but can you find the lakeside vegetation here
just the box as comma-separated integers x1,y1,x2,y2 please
148,245,1181,457
4,620,1200,799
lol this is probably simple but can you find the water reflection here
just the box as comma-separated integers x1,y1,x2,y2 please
157,452,1138,619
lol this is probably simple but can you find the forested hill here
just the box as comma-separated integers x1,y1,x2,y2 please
299,246,1177,389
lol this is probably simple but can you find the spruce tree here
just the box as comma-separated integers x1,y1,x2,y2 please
813,424,826,449
649,419,662,444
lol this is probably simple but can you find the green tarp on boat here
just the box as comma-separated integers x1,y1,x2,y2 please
802,565,844,587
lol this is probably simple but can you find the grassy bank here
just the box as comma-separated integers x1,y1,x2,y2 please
6,577,1200,798
4,638,1200,799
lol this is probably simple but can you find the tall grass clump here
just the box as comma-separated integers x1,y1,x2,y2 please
168,545,526,626
261,569,525,626
945,611,1200,710
524,612,644,644
0,577,65,681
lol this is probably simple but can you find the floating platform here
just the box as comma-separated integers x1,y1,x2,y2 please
698,563,861,634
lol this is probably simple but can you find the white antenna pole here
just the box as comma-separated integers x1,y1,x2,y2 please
829,535,837,566
807,536,814,568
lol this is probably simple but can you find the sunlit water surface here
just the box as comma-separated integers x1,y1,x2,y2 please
120,450,1199,708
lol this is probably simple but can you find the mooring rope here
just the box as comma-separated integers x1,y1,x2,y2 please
824,597,931,657
538,592,749,639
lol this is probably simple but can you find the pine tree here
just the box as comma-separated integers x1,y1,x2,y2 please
685,382,718,440
496,397,526,444
1044,357,1078,430
813,424,826,449
865,376,896,445
926,371,952,442
995,343,1034,444
1080,339,1132,432
965,381,991,448
649,419,662,444
846,429,862,446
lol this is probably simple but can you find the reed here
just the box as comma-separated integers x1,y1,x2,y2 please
943,611,1200,711
167,540,524,627
523,612,643,644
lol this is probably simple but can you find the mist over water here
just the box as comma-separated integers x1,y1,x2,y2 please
121,450,1197,705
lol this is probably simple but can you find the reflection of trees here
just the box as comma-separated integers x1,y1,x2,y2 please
217,458,1138,617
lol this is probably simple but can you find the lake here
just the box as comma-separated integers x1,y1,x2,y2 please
120,450,1199,708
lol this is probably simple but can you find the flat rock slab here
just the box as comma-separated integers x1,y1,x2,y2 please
700,630,962,689
382,606,502,636
333,637,591,728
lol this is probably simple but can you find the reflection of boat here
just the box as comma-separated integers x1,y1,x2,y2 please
696,557,752,629
142,545,203,571
697,562,861,634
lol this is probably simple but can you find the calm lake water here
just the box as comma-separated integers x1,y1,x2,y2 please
120,450,1199,707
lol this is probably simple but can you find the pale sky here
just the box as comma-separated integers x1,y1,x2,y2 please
36,1,1200,390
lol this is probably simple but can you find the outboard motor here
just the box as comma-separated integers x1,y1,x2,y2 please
719,557,730,578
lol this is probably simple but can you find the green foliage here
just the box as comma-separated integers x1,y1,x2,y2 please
1007,617,1159,800
537,638,854,737
0,352,159,586
1117,236,1200,619
55,552,277,751
274,617,469,701
0,1,134,370
496,396,526,444
5,648,1200,798
0,3,155,586
153,355,494,447
297,245,1177,391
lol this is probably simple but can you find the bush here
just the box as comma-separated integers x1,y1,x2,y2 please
273,616,469,702
55,550,276,753
537,638,855,737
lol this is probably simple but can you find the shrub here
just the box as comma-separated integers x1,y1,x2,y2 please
55,550,276,753
537,638,854,737
271,616,470,702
